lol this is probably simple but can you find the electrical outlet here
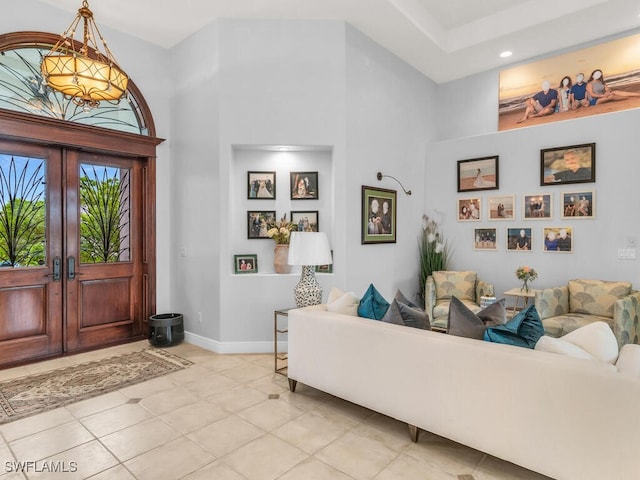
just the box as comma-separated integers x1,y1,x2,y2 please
197,312,203,323
628,236,637,248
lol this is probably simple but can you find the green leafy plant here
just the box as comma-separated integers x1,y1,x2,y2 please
419,213,451,301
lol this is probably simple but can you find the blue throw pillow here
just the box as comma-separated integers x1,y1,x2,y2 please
357,284,390,320
483,304,545,348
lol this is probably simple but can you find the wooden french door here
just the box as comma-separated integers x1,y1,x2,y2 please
0,140,146,368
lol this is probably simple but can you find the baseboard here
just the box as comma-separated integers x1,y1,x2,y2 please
184,331,287,354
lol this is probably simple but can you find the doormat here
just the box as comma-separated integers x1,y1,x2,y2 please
0,348,193,424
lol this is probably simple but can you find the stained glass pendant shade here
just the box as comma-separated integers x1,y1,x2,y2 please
40,0,128,109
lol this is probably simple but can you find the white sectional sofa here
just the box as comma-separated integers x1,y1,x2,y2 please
287,305,640,480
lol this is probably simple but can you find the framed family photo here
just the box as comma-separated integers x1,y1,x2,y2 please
315,250,333,273
361,186,396,244
291,210,319,232
488,195,514,220
457,198,481,221
474,228,497,250
457,156,499,192
247,171,276,199
507,228,533,251
247,211,276,239
523,193,552,219
234,254,258,273
540,143,595,186
562,191,595,218
290,171,318,199
543,227,574,252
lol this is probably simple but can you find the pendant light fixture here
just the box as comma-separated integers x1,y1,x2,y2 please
41,0,128,110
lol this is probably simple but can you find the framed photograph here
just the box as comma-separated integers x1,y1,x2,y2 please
523,193,552,220
562,191,595,218
247,211,276,239
540,143,595,185
247,171,276,199
457,198,481,221
291,210,319,232
474,228,497,250
488,195,515,220
315,250,333,273
457,156,499,192
290,171,318,199
507,228,533,251
361,186,396,244
234,254,258,273
543,227,574,252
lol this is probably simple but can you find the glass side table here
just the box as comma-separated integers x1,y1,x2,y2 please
274,308,293,375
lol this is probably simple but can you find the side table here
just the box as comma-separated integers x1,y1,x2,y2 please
274,308,292,375
503,288,537,318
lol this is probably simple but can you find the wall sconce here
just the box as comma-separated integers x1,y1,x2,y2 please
376,172,412,195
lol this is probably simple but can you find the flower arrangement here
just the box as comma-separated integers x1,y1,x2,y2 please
267,215,297,245
515,265,538,292
419,212,452,301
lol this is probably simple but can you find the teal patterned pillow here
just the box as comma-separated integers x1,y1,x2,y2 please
484,305,545,349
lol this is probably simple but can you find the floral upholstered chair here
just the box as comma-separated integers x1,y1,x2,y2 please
425,271,495,331
535,279,640,348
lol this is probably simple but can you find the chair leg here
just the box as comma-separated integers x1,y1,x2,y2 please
288,378,297,392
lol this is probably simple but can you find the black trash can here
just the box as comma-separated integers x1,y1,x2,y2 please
149,313,184,347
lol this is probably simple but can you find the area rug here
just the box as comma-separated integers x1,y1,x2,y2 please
0,348,193,424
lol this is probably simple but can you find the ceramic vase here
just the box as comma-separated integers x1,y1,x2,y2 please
273,244,291,274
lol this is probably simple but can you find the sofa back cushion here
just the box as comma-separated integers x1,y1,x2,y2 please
568,279,632,318
433,271,477,302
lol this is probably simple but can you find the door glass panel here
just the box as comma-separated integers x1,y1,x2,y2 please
80,164,130,264
0,154,46,267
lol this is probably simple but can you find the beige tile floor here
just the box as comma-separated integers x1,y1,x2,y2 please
0,341,553,480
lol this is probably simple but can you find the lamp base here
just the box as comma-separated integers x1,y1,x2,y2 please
294,266,322,308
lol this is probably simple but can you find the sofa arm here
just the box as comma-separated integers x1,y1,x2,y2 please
613,291,640,348
476,280,494,301
425,275,436,319
535,286,569,320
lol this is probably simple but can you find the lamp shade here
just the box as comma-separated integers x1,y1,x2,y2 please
288,232,332,266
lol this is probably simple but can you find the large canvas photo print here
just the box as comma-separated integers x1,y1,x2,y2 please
499,32,640,131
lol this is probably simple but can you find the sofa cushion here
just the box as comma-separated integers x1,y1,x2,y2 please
484,305,545,348
562,321,619,364
432,271,477,302
616,344,640,378
535,321,619,364
568,279,632,318
447,296,506,340
327,287,359,316
357,284,390,320
536,286,569,320
542,314,613,338
382,298,431,330
534,336,598,361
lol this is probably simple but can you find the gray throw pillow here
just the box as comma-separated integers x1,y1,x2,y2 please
394,289,419,309
447,296,507,339
396,300,431,330
381,300,405,325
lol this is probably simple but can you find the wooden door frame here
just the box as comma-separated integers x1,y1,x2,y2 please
0,109,164,352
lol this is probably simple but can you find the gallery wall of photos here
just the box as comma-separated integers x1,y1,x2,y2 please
456,143,596,254
231,147,332,274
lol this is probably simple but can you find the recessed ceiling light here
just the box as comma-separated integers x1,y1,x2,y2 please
278,147,289,151
500,51,513,58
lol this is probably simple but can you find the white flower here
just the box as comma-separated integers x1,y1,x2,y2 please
435,242,444,253
427,233,436,243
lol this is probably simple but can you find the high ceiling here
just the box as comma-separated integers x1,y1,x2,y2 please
35,0,640,83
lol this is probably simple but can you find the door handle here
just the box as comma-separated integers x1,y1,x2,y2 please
44,256,61,281
68,256,76,281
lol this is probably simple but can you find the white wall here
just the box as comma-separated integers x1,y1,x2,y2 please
428,85,640,298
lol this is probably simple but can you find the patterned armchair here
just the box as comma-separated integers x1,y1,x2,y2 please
535,279,640,348
425,271,495,331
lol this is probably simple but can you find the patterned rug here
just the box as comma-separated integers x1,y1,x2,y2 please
0,348,193,424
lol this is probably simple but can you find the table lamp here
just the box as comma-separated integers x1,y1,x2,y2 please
288,232,333,308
